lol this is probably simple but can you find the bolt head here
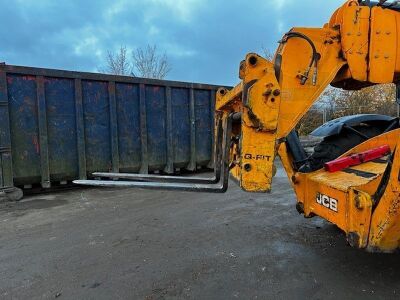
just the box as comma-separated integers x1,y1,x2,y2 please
243,163,252,172
273,89,281,96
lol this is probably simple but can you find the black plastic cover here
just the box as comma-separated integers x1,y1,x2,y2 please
310,114,395,138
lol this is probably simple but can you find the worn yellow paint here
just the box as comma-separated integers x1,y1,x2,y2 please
368,138,400,252
369,7,397,83
216,84,242,112
277,27,346,138
308,162,383,192
341,5,370,81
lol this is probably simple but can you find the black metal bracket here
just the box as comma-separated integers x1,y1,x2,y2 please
285,130,309,170
73,114,233,193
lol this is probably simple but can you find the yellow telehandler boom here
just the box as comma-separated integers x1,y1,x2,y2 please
76,0,400,253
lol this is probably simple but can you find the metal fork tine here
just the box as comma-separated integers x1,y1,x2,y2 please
91,118,225,184
91,172,219,184
72,180,228,193
74,114,232,193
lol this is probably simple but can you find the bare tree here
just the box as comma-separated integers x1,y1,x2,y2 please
297,84,398,136
332,84,396,117
262,46,275,61
101,46,132,76
132,45,171,79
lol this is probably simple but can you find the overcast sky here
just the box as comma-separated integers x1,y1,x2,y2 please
0,0,344,86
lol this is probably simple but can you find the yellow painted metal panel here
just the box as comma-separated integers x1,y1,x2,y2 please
369,7,397,83
341,5,370,81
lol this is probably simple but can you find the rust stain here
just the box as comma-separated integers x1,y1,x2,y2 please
375,194,400,241
22,75,36,81
32,135,40,154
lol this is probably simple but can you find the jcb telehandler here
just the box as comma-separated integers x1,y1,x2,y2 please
76,0,400,253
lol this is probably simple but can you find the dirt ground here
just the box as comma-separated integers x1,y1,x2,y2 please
1,167,400,300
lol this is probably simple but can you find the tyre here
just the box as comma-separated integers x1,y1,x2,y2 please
299,124,388,173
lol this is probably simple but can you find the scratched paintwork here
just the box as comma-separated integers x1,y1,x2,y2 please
309,161,387,192
0,64,221,188
7,74,41,183
145,85,168,171
82,80,112,174
171,88,191,167
194,90,213,166
45,77,78,181
116,83,141,173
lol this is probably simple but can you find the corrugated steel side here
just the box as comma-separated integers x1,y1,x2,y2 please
0,64,220,188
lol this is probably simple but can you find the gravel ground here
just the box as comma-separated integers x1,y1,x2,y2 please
1,167,400,299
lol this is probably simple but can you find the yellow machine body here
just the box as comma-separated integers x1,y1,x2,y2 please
217,1,400,252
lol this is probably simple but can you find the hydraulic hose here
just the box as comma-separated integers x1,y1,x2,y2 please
278,31,320,85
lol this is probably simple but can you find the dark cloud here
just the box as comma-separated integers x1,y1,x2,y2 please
0,0,343,86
